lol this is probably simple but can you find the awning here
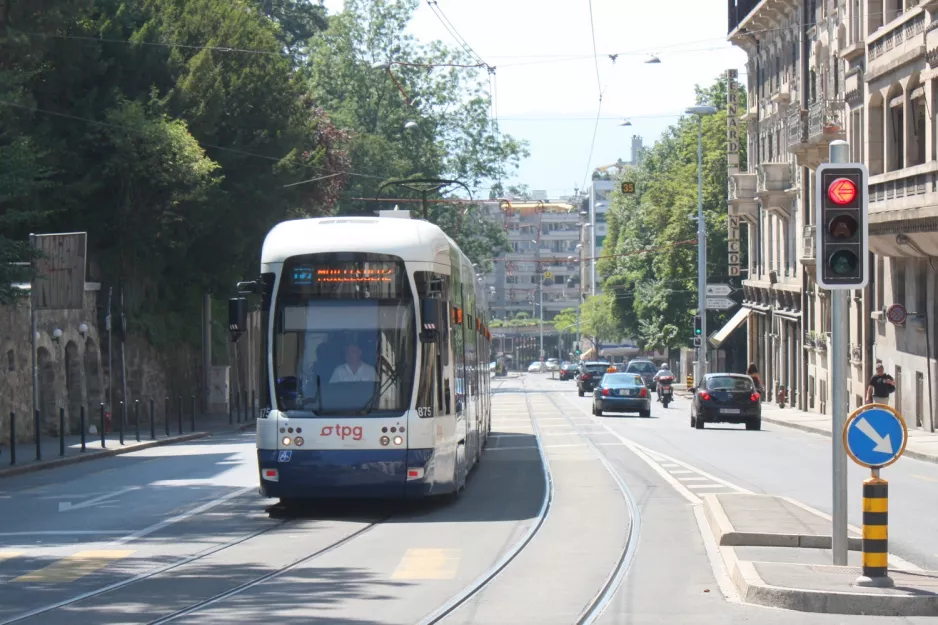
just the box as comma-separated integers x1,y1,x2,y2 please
709,307,752,348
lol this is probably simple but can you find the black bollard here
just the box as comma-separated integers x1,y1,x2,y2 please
236,389,242,424
59,407,65,457
177,396,183,435
134,400,140,442
190,395,196,433
228,388,233,426
119,401,125,445
9,411,15,465
251,390,256,421
80,406,86,452
242,391,248,424
150,399,156,441
34,409,41,461
100,403,106,448
164,397,170,437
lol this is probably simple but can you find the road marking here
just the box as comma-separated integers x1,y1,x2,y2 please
677,477,710,482
12,550,135,583
486,446,538,451
686,483,730,490
110,486,253,546
0,551,24,563
58,486,140,512
912,474,938,483
391,549,460,580
669,469,694,474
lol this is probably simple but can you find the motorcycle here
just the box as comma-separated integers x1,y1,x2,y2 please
657,375,675,408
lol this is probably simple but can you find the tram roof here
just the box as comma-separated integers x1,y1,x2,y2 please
262,215,456,265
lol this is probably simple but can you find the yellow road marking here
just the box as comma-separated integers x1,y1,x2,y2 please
0,551,24,563
391,548,460,580
12,550,135,583
912,474,938,483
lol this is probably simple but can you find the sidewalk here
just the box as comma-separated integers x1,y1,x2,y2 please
702,492,938,615
759,403,938,465
0,411,256,479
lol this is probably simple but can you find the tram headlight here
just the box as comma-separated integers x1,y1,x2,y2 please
393,436,403,446
282,437,292,446
380,436,390,446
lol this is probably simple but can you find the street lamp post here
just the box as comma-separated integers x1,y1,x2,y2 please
686,105,718,385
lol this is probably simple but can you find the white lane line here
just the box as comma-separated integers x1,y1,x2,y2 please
629,442,753,495
110,486,253,546
686,484,731,490
677,477,710,482
486,446,538,451
669,470,694,475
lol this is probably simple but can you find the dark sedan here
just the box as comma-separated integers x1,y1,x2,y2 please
577,361,613,396
559,362,578,380
592,373,651,417
690,373,761,430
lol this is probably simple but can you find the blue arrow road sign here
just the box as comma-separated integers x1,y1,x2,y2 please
844,406,907,469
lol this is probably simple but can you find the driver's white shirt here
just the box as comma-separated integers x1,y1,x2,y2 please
330,362,377,383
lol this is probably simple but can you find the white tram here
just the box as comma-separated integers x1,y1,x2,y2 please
229,210,493,499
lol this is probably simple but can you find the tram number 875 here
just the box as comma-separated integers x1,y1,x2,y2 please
416,406,433,417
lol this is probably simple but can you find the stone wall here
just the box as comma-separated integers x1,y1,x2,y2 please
0,285,203,445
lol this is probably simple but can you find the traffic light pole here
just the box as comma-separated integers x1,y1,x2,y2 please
829,139,850,566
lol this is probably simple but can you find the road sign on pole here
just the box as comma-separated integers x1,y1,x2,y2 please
843,404,908,469
706,283,733,297
705,297,737,310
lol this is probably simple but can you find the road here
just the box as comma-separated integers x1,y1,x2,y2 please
0,376,933,624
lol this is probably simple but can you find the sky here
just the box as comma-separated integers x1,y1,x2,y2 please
322,0,748,197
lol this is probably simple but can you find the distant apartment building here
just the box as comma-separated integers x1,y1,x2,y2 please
727,0,938,430
483,198,586,321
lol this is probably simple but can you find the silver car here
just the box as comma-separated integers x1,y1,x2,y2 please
625,359,658,391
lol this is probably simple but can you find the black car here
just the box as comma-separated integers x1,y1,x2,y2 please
577,361,613,396
690,373,761,430
593,373,651,417
559,362,578,380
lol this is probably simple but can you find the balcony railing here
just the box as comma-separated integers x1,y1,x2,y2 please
800,225,816,264
787,107,806,147
869,10,927,61
807,99,845,141
869,170,938,205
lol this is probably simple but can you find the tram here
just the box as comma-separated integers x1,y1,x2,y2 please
229,210,493,500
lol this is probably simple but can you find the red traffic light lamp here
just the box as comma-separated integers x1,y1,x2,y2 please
827,177,857,205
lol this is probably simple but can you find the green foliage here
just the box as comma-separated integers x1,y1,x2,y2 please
305,0,525,265
579,294,617,348
599,74,747,350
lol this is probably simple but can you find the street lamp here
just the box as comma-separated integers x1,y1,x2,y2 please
531,239,544,358
686,104,718,385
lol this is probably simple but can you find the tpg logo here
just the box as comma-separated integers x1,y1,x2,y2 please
320,425,363,441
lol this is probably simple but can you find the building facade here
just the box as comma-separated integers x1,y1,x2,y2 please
728,0,938,430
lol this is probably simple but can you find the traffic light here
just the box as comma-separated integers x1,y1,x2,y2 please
693,337,702,347
693,315,702,337
816,163,869,289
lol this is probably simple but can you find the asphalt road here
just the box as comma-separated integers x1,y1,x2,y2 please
529,374,938,571
2,376,935,624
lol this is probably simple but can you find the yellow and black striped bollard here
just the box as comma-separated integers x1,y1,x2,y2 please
857,475,893,587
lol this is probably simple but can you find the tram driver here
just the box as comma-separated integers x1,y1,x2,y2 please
330,340,377,383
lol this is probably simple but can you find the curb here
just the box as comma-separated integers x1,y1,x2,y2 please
735,560,938,616
701,495,862,550
760,414,938,466
0,421,256,479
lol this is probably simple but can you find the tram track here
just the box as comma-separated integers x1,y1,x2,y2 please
540,384,642,625
416,379,555,625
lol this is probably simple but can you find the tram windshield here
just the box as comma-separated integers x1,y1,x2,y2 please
272,254,416,417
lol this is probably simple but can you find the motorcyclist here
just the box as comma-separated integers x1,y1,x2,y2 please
653,363,675,400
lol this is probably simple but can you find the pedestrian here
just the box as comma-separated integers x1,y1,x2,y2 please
866,362,896,405
747,363,764,400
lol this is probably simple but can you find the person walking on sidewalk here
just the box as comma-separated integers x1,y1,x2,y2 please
866,362,896,405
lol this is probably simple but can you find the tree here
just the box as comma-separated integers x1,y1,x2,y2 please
305,0,526,265
598,74,747,351
579,294,617,350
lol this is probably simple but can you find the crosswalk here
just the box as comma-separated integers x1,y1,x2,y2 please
0,549,135,584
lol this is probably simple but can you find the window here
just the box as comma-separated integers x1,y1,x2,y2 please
706,376,755,392
894,258,906,306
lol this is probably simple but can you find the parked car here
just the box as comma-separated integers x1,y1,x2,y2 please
559,362,578,380
577,361,613,396
545,358,560,372
592,373,651,417
528,361,546,373
625,359,658,391
690,373,762,430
